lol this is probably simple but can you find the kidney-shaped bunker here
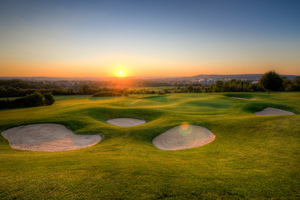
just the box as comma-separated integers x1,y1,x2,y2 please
153,124,215,150
1,123,101,152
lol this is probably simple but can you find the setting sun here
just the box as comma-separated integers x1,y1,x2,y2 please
114,66,128,77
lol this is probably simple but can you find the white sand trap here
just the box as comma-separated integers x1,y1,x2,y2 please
153,124,215,150
254,107,295,116
231,97,247,100
1,123,101,152
106,118,146,127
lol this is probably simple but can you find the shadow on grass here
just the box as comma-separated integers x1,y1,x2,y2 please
86,107,164,123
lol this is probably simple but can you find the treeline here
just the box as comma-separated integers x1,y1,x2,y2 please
0,80,96,97
0,92,55,109
167,81,263,93
0,79,64,97
0,79,63,90
142,81,171,87
1,75,299,99
92,88,156,97
176,76,300,93
0,79,158,98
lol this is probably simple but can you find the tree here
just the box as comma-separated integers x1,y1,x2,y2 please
0,86,7,97
292,76,300,91
281,77,292,91
259,71,283,94
123,90,129,97
81,85,91,94
186,84,194,93
215,81,224,92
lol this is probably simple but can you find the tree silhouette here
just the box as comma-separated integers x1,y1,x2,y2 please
259,71,283,94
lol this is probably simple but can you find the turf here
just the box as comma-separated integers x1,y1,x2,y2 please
0,92,299,199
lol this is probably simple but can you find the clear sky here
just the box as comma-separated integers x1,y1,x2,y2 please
0,0,299,77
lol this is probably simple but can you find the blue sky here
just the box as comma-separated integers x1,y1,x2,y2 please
0,0,299,77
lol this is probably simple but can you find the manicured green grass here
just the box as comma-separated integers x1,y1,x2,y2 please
0,92,299,199
223,93,254,99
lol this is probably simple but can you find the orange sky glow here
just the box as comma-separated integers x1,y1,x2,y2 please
1,1,299,77
2,59,299,77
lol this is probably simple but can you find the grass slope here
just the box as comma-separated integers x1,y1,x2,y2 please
0,92,299,199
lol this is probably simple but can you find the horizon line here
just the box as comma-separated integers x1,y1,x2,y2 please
1,73,299,78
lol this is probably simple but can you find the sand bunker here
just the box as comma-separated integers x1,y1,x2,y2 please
106,118,146,127
254,107,295,116
1,124,101,152
153,125,215,150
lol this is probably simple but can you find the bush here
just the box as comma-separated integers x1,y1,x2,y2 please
0,92,54,109
158,91,166,95
16,92,44,107
44,92,55,105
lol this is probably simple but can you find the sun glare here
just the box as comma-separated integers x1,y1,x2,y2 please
115,66,127,77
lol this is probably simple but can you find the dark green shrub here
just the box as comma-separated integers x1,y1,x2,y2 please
158,91,166,95
22,92,44,107
43,92,55,105
0,92,44,109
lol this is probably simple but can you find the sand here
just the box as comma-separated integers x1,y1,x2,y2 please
254,107,295,116
153,125,215,150
106,118,146,127
1,123,101,152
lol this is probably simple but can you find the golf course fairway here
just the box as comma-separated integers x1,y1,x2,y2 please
0,92,299,199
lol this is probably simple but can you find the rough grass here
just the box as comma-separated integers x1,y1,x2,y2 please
0,92,299,199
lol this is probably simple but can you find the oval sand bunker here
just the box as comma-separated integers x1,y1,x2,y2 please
254,107,295,116
106,118,145,127
153,125,215,150
1,124,101,152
